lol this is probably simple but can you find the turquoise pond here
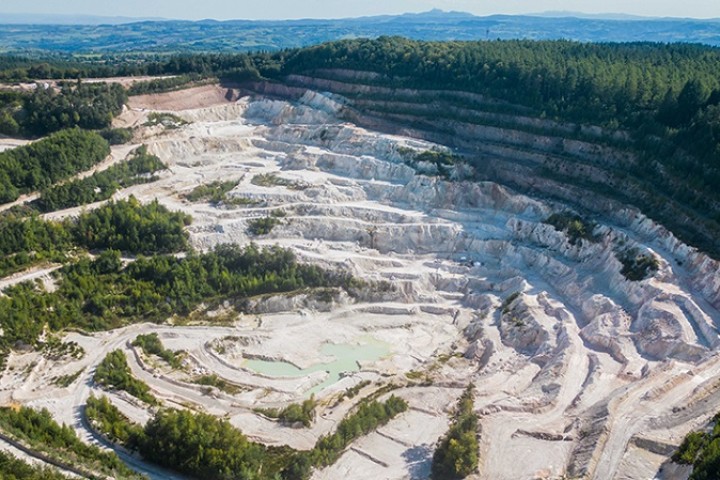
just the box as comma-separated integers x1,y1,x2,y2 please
243,338,390,395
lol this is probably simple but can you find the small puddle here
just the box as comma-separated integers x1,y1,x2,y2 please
244,336,390,396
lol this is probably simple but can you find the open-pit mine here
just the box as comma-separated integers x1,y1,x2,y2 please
1,80,719,480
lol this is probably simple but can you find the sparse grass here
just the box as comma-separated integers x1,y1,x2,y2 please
224,196,260,207
41,337,85,361
184,180,239,204
500,291,521,314
339,380,372,401
437,352,464,364
144,112,189,128
405,370,434,385
251,173,307,190
192,374,242,395
52,369,83,388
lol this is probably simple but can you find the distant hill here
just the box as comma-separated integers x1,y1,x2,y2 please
0,10,719,53
0,13,166,25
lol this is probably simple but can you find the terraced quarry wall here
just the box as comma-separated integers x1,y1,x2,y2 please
240,69,720,262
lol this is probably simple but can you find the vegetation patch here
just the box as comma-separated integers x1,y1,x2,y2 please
94,349,158,405
128,74,205,96
0,196,189,278
86,395,144,447
184,180,239,203
255,396,317,428
52,369,83,388
192,374,243,395
432,385,479,479
673,412,720,480
132,333,183,369
247,216,282,236
0,405,141,479
0,243,355,354
0,82,126,137
251,173,307,190
40,337,84,361
616,247,659,281
0,449,72,480
184,180,260,207
74,197,191,254
144,112,189,129
399,147,468,179
500,291,521,314
0,129,110,203
545,212,598,245
339,380,372,401
34,145,166,213
99,127,133,145
85,392,407,479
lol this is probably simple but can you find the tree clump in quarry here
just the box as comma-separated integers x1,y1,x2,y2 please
0,405,142,479
184,180,259,207
98,127,133,145
86,392,408,480
0,242,358,369
0,449,72,480
86,394,144,447
247,215,282,236
398,147,471,180
34,145,166,213
0,128,110,203
616,247,659,281
545,211,598,245
184,180,238,203
73,196,192,254
94,349,159,405
0,196,188,278
673,412,720,480
132,333,183,369
0,82,126,137
432,385,480,479
255,396,318,428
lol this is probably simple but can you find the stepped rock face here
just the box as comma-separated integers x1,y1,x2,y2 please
9,85,720,480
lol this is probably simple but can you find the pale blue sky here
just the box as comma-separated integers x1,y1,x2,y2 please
0,0,719,20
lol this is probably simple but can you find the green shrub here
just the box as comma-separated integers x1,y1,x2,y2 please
616,248,659,281
247,216,281,236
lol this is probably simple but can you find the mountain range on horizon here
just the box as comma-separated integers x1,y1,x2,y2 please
1,9,720,25
0,9,718,52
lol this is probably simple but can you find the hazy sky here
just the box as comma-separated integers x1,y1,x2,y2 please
1,0,719,20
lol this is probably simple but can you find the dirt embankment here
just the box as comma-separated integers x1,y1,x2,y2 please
128,84,241,111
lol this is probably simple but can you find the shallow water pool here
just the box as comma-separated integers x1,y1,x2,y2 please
244,337,389,395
